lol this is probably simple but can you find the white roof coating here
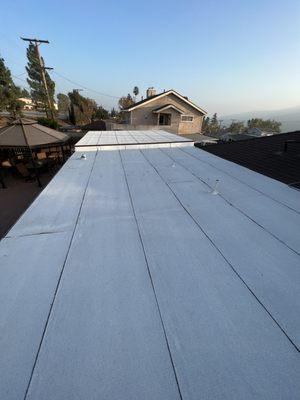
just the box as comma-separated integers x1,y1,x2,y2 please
75,129,194,150
0,145,300,399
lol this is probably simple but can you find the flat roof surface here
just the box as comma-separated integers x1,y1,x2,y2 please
75,129,194,150
0,146,300,399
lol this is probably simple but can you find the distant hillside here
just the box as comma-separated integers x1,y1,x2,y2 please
221,106,300,133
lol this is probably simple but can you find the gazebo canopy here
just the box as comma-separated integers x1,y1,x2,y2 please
0,118,69,148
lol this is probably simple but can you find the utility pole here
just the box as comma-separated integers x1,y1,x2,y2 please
21,37,55,120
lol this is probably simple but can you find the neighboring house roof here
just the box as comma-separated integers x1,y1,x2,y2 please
0,118,68,148
247,127,276,136
152,104,185,114
123,89,207,115
199,131,300,188
18,97,33,104
194,134,219,144
221,133,253,141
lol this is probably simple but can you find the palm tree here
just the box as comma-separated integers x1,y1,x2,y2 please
133,86,139,101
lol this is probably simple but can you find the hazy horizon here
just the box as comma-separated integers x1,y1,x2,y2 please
1,0,299,115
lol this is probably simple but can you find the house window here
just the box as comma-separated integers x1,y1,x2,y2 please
181,115,194,122
158,113,171,126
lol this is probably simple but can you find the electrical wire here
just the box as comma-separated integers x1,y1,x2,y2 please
0,34,156,102
52,71,120,99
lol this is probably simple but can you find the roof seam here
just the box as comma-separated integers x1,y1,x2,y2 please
177,148,300,255
119,149,184,400
23,151,98,400
183,147,300,215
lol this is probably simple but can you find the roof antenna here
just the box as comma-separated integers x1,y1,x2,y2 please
80,153,87,160
212,179,219,195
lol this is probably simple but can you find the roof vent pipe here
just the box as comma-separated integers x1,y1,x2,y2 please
212,179,219,195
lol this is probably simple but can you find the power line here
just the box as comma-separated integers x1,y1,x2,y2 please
14,71,27,77
52,71,120,99
1,32,195,103
1,35,139,103
11,74,27,83
11,74,31,90
0,32,25,51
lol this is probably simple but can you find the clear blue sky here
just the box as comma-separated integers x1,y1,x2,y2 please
1,0,299,115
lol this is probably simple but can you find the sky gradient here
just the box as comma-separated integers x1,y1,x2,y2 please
1,0,299,115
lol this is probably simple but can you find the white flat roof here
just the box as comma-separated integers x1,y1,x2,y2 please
0,146,300,399
75,129,194,151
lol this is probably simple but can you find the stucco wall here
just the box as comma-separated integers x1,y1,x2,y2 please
127,93,205,134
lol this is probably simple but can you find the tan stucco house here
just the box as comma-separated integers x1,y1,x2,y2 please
122,88,207,134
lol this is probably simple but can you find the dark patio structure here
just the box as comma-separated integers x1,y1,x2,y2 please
0,118,69,187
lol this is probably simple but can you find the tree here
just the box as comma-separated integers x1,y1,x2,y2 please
20,88,30,98
228,121,245,134
110,107,117,118
0,56,14,111
0,56,24,117
118,93,134,110
93,105,109,120
209,113,219,134
247,118,281,133
202,116,210,134
57,93,70,113
37,117,58,129
68,90,97,125
133,86,139,101
26,43,55,113
133,86,139,97
6,98,25,118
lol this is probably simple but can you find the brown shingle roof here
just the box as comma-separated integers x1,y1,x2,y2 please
198,131,300,189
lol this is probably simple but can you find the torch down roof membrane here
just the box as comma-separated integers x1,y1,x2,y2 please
0,141,300,399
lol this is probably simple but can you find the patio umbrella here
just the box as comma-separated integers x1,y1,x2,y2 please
0,118,69,187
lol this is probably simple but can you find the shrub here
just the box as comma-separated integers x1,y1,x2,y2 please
37,117,58,130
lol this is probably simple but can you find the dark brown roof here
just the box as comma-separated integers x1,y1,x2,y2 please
0,118,68,148
198,131,300,189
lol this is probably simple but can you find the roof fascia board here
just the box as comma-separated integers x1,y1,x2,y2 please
153,105,185,114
